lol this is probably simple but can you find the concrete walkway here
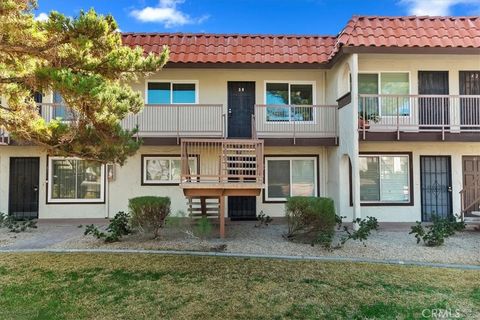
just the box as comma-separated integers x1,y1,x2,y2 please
1,248,479,271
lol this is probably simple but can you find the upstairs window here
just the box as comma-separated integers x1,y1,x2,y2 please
52,92,75,120
359,73,410,117
265,82,314,121
147,82,197,104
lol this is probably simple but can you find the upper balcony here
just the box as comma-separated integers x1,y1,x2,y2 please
359,94,480,141
35,103,339,144
38,103,226,143
254,104,338,145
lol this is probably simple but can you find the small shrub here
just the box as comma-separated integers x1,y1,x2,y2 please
284,197,336,247
0,213,37,233
165,210,188,229
255,210,272,228
335,216,379,247
194,217,213,239
410,215,465,247
129,196,171,239
84,211,132,243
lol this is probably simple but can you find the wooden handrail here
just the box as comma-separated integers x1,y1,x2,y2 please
180,139,264,186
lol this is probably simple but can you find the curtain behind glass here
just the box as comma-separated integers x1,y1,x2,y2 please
380,156,409,202
358,74,379,117
267,160,290,198
172,83,196,103
291,159,315,196
381,73,410,116
359,157,380,201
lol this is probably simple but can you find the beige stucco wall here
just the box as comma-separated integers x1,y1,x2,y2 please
358,141,480,222
0,145,329,219
130,68,327,105
0,146,106,219
358,54,480,94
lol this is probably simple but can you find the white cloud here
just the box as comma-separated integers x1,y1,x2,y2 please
34,12,49,22
400,0,480,16
130,0,208,28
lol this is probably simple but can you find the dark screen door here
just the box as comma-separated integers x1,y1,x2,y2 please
228,197,257,221
9,157,40,219
460,71,480,128
418,71,449,128
420,156,452,222
227,81,255,138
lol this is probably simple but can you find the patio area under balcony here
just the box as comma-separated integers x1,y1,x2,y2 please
358,94,480,141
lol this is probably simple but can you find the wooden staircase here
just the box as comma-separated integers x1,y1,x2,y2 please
179,138,264,237
187,196,220,219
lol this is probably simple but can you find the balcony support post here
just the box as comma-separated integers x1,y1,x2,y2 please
441,98,445,141
176,105,180,144
293,105,296,145
396,96,400,140
219,195,225,239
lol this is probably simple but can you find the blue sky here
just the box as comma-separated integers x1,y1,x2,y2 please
35,0,480,35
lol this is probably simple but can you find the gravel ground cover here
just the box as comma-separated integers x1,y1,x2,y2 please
44,220,480,265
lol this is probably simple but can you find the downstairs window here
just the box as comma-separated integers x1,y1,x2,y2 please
265,157,317,201
359,154,411,204
48,157,105,203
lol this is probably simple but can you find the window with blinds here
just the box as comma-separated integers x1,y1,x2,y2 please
360,154,410,203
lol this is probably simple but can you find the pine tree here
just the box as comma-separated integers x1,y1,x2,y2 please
0,0,169,164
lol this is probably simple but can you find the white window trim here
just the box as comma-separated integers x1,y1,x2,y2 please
263,81,317,124
358,71,411,117
359,154,411,204
145,80,199,104
265,156,318,202
47,157,105,203
142,156,197,184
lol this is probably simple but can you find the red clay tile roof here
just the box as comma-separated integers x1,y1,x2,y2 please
121,16,480,65
337,16,480,49
121,33,337,64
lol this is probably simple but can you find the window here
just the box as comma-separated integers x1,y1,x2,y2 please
358,72,410,116
359,154,410,203
147,82,197,104
52,92,75,121
265,157,317,201
48,157,105,203
265,82,314,121
142,156,197,184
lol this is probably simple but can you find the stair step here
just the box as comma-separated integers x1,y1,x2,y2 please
464,216,480,224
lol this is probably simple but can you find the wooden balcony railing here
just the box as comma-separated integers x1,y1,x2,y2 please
180,139,264,187
122,104,225,140
254,104,338,142
359,94,480,139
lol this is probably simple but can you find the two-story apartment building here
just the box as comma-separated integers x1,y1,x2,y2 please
1,16,479,235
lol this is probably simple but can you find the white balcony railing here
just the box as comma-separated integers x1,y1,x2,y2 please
37,103,225,140
122,104,225,139
359,94,480,139
254,104,338,141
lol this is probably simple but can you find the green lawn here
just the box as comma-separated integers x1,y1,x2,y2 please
0,253,478,319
